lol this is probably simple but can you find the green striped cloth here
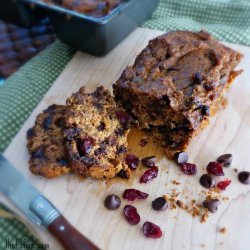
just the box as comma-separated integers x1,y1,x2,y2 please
0,0,249,248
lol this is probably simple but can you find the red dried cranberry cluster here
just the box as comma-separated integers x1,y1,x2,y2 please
120,154,163,238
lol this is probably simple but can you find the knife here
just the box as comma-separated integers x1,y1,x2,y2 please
0,154,100,250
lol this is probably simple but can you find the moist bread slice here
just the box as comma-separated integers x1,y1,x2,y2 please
27,104,70,178
113,30,243,158
63,86,131,179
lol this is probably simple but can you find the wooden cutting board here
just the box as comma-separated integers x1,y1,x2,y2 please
2,27,250,250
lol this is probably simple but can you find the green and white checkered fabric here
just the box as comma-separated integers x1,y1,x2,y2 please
0,41,75,152
143,0,250,45
0,0,250,247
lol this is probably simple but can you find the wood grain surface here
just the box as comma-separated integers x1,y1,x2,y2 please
2,28,250,250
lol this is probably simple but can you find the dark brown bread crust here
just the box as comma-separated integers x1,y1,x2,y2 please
113,30,243,157
44,0,123,17
63,86,131,179
27,105,70,178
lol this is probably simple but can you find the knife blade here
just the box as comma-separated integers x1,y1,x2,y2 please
0,154,100,250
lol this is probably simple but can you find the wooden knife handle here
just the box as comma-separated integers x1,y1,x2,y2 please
48,215,100,250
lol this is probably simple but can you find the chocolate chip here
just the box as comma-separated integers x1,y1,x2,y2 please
55,117,64,128
141,156,156,168
114,128,125,136
174,151,188,164
203,83,214,91
117,145,127,154
203,198,220,212
32,147,45,159
199,174,215,189
117,169,129,179
193,72,202,84
94,144,106,156
93,102,103,111
152,197,168,211
58,158,68,166
81,156,97,167
26,128,34,139
97,122,105,131
238,171,250,185
217,154,232,167
44,104,57,113
201,105,210,116
104,194,121,210
43,116,53,129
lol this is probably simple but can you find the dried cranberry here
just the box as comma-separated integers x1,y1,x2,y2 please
139,166,158,183
203,83,214,91
143,221,163,239
206,162,224,176
217,179,231,190
125,154,139,170
78,137,95,155
123,205,140,225
180,163,197,175
116,111,131,129
123,189,148,201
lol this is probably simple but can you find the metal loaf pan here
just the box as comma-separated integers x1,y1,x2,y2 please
22,0,159,56
0,0,45,27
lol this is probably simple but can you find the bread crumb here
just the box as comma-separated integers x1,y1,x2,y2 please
200,210,209,223
164,183,229,223
172,179,181,185
219,227,227,234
